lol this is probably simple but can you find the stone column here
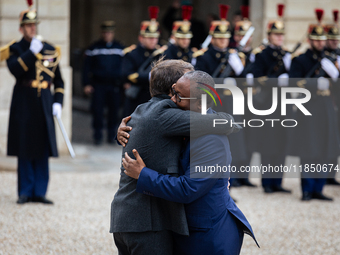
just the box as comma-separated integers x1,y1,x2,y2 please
0,0,72,155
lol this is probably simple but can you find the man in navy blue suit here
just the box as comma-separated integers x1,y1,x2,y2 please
122,71,259,254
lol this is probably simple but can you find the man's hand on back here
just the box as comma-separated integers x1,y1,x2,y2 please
123,149,146,179
117,116,132,147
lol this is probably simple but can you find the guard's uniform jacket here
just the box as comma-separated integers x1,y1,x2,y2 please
122,44,161,116
6,37,64,159
164,43,193,63
83,39,124,86
287,49,340,160
251,45,290,156
195,46,248,166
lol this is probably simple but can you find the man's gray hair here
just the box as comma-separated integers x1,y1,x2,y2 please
182,70,216,107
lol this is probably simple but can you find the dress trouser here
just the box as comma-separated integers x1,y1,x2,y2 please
300,158,327,193
113,230,173,255
261,154,285,188
18,153,49,197
92,84,121,141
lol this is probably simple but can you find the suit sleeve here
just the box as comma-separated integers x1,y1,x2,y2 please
82,48,93,86
53,64,64,105
7,46,37,78
136,136,229,203
159,103,240,137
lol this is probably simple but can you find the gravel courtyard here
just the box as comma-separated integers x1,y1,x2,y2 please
1,156,340,255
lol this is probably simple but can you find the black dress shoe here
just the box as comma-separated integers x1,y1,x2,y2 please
326,178,340,186
301,192,312,201
32,196,54,204
230,179,242,188
241,179,257,187
272,185,292,193
312,192,333,201
264,186,274,193
17,195,31,204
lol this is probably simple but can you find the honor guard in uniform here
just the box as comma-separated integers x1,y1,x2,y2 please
195,4,251,194
288,9,340,201
164,5,193,63
228,5,256,188
122,6,165,117
252,4,291,194
324,10,340,186
0,7,64,204
83,21,125,145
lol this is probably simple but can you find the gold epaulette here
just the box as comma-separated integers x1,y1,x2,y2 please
55,46,61,57
128,72,139,83
252,45,265,55
291,51,301,59
238,52,246,66
0,40,16,61
282,46,290,52
192,48,208,58
152,45,168,57
123,44,136,55
238,52,246,59
229,48,237,54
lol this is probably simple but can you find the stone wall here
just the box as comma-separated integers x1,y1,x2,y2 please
0,0,72,155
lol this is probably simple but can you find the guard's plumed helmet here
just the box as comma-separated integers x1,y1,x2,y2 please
209,4,231,38
172,5,193,39
140,6,160,38
234,5,252,36
324,10,340,40
267,4,285,34
308,9,327,40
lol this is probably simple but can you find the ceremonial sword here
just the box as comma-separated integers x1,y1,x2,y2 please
55,116,76,158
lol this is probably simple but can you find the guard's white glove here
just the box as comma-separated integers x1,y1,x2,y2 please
191,58,197,66
283,53,291,71
317,77,330,90
321,58,339,81
246,73,254,86
249,53,255,63
29,37,43,54
53,103,62,119
228,53,244,76
278,73,289,87
223,77,237,86
337,56,340,71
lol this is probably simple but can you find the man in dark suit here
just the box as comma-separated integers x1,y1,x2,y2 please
110,60,240,255
1,9,64,204
122,71,259,254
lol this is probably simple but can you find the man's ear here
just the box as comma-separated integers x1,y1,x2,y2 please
19,26,23,35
